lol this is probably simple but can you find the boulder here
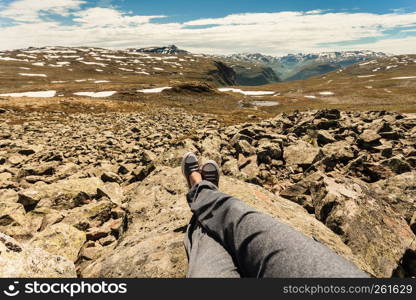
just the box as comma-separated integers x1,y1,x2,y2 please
381,156,412,174
234,140,255,156
238,154,260,183
358,130,382,149
18,177,105,210
0,202,31,238
317,130,336,146
0,189,18,203
322,141,355,163
0,232,76,277
61,199,115,231
0,172,12,182
411,213,416,235
97,182,124,206
29,223,86,262
310,175,416,277
256,140,282,164
371,172,416,223
284,141,322,166
315,109,341,120
101,172,122,183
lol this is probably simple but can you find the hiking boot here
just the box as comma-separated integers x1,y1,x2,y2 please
181,152,200,188
201,160,220,187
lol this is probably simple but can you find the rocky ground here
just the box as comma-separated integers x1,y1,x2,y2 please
0,106,415,278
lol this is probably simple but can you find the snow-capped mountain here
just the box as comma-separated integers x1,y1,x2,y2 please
129,45,189,55
224,51,389,81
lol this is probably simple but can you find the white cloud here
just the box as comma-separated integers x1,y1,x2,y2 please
73,7,165,27
0,0,86,22
0,1,415,55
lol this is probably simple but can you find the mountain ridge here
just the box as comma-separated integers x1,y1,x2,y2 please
224,50,389,81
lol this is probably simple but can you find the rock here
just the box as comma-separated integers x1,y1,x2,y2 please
99,235,116,246
97,182,124,206
80,242,104,260
222,158,240,177
18,145,42,156
111,207,126,219
315,109,341,120
199,134,223,164
0,189,18,203
0,172,12,181
86,226,111,241
235,140,255,156
29,207,65,232
309,175,415,277
317,130,336,146
128,163,156,184
316,120,340,130
18,187,44,210
0,232,76,277
279,173,322,213
256,140,282,164
410,213,416,235
101,172,122,183
20,162,57,177
0,202,30,237
19,177,105,210
106,218,124,238
62,199,115,231
8,154,25,165
284,141,323,166
0,108,7,114
381,156,412,174
358,130,381,149
238,155,260,183
322,141,355,163
29,223,86,262
371,172,416,223
379,131,401,140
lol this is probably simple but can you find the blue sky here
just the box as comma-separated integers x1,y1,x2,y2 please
0,0,415,55
118,0,416,22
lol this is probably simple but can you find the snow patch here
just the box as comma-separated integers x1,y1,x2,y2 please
391,76,416,80
319,91,335,96
0,57,25,62
218,88,276,96
80,61,107,67
74,91,116,97
357,75,376,78
138,87,172,93
19,73,47,77
0,90,56,97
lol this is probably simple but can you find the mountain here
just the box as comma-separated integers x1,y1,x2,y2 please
284,63,339,81
231,64,280,86
225,51,388,81
129,45,190,55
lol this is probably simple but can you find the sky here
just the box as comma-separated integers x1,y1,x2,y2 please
0,0,415,55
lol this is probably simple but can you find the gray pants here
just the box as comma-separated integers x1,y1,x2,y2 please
184,180,369,278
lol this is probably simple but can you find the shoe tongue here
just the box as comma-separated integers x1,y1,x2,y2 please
204,164,216,172
188,156,198,164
